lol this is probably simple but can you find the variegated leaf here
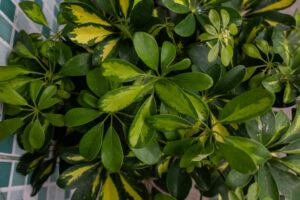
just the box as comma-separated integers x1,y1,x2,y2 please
100,175,120,200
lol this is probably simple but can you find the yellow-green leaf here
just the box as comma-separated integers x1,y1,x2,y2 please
61,3,110,26
129,95,156,148
100,175,119,200
98,85,144,113
0,118,24,141
57,163,98,189
29,119,45,149
68,24,113,47
0,66,31,81
102,59,145,82
19,1,48,26
93,37,120,64
251,0,296,14
120,174,143,200
0,85,28,106
183,90,209,121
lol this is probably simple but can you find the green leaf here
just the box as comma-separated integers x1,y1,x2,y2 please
19,1,48,26
155,79,197,119
170,72,213,91
258,165,279,200
41,113,64,127
92,37,120,64
218,142,257,174
204,24,217,35
0,118,24,141
199,33,218,41
213,65,246,93
167,163,192,200
224,136,272,165
161,41,176,70
226,169,252,189
60,53,92,76
101,126,124,172
60,2,109,26
147,114,192,132
283,82,297,104
119,174,144,200
0,66,31,81
86,67,109,97
208,42,220,63
256,40,270,55
79,122,104,160
129,95,156,148
102,59,145,82
13,42,36,59
219,89,274,124
133,32,159,71
251,0,296,14
162,58,191,76
280,139,300,154
21,122,34,153
57,163,98,189
162,0,190,14
280,103,300,143
209,9,221,30
221,9,230,27
83,92,98,108
229,24,238,35
278,155,300,173
30,80,44,104
65,108,101,127
163,138,194,155
270,165,300,200
68,24,113,47
38,85,58,109
242,44,263,60
154,193,176,200
228,191,240,200
0,85,28,106
262,73,282,93
130,0,154,27
174,13,196,37
131,139,161,164
221,45,231,66
183,90,209,121
98,85,144,113
247,182,260,200
29,119,45,149
179,143,202,168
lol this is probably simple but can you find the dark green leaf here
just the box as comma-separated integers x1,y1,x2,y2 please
131,139,161,164
170,72,213,91
174,13,196,37
60,53,92,76
161,41,176,70
258,165,279,200
65,108,101,127
41,113,64,127
0,85,28,106
147,114,192,132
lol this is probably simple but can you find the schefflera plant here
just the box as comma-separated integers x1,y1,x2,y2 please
199,9,238,66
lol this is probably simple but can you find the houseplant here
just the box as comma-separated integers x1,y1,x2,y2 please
0,0,299,199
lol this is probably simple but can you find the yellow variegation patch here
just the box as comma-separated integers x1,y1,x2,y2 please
100,175,119,200
65,155,86,162
120,175,142,200
41,163,54,179
212,114,229,142
120,0,130,18
91,172,101,195
69,25,112,46
174,0,186,6
98,85,144,112
158,156,171,177
251,0,295,14
65,4,110,26
133,0,142,7
102,38,119,61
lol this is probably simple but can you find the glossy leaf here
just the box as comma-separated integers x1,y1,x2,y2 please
101,126,124,172
167,163,192,199
0,66,31,81
161,41,176,70
129,95,156,148
162,58,191,76
219,89,274,124
60,53,92,76
29,119,45,149
41,113,64,127
65,108,101,127
170,72,213,91
100,175,119,200
0,118,24,141
102,59,145,82
19,2,48,26
133,32,159,70
79,122,104,160
258,165,279,200
155,79,197,119
93,37,120,64
98,85,144,113
147,114,192,132
131,140,161,164
174,13,195,37
86,67,110,97
162,0,190,14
